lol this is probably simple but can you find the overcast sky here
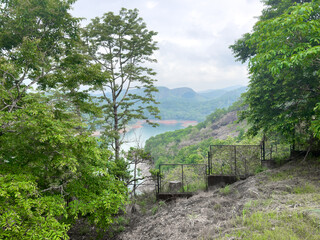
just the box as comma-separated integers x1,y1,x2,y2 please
71,0,264,92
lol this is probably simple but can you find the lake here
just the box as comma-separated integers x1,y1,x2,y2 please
123,120,197,193
123,120,197,150
93,120,197,150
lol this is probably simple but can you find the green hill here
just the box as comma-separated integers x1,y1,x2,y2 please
153,86,247,121
144,101,259,168
92,86,247,122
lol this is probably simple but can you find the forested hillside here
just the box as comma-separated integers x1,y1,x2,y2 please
94,86,246,121
145,101,260,167
154,86,246,121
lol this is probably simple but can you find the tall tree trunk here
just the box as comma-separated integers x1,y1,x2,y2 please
113,103,120,162
133,157,137,198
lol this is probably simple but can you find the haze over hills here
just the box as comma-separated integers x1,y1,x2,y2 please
153,86,246,121
93,85,247,122
154,85,246,101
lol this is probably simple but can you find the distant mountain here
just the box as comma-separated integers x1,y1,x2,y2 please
154,87,206,102
153,86,247,121
198,89,228,100
91,85,247,122
198,86,246,100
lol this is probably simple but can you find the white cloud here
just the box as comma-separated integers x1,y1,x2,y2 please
71,0,264,91
146,1,158,9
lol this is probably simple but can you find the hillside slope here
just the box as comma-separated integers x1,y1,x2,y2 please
145,103,253,167
118,159,320,240
154,86,246,121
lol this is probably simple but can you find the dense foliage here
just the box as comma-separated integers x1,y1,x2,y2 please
0,0,135,238
230,0,320,148
0,95,127,239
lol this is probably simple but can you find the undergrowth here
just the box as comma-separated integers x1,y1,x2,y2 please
224,210,320,240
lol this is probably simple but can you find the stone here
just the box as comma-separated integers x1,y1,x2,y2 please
169,181,182,192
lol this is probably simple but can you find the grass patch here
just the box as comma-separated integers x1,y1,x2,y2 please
213,203,222,211
269,170,293,181
183,181,207,192
293,183,317,194
151,205,158,215
135,191,157,215
219,185,231,195
223,210,320,240
151,201,166,215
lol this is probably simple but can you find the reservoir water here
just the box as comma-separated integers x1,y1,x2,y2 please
123,120,197,193
123,120,197,150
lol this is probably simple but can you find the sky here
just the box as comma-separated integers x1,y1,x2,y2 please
71,0,264,92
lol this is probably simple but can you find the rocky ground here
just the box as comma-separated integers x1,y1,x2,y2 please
116,158,320,240
177,111,247,149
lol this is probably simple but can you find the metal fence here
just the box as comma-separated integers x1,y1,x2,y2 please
208,145,262,177
157,164,208,194
264,142,291,161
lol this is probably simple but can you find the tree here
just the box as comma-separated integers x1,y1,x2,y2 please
0,0,128,238
0,0,102,128
83,8,160,166
230,1,313,63
0,93,128,239
126,146,152,197
0,0,79,112
230,0,320,147
260,0,313,21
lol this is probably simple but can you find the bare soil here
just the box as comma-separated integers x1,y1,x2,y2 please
116,159,320,240
178,111,245,149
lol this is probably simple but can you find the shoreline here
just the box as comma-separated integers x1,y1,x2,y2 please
129,119,198,130
92,119,198,136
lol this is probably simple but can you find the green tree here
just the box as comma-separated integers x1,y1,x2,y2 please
230,0,314,62
0,0,101,127
230,0,320,147
126,147,152,197
0,0,128,238
260,0,313,21
0,0,80,112
84,8,160,166
0,94,128,239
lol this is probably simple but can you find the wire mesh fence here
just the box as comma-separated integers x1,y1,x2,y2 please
208,145,236,176
208,145,262,177
157,164,207,194
264,142,291,161
156,141,291,196
235,145,261,176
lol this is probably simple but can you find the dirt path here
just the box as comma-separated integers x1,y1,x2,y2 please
117,159,320,240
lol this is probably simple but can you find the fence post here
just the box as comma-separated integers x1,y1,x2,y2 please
245,152,247,177
157,171,159,194
181,164,184,192
207,151,211,175
206,165,209,191
262,138,266,161
234,146,237,176
158,165,161,193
